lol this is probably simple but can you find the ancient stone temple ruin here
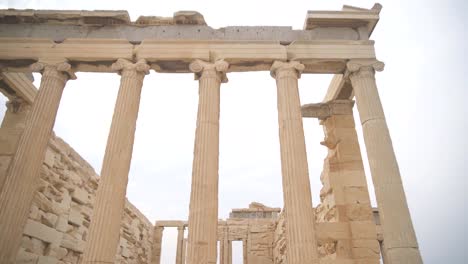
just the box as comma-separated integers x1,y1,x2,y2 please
0,3,423,264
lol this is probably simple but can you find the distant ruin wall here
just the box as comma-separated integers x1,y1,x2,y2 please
15,134,153,264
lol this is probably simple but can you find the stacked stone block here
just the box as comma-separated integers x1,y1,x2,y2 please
315,105,380,262
14,135,153,264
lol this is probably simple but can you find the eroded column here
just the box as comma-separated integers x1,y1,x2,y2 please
152,226,164,264
82,59,149,264
347,60,423,263
270,61,319,263
176,226,185,264
186,59,228,264
0,60,75,263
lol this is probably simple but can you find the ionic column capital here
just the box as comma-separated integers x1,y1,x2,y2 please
346,59,385,79
189,59,229,83
5,97,31,114
154,225,165,231
270,60,305,80
30,59,76,80
111,58,150,76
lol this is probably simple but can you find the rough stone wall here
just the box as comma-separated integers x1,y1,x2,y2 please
273,212,286,264
316,114,380,262
15,134,153,264
221,218,276,264
246,219,276,264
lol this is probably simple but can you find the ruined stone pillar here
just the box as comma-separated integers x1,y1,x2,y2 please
270,61,319,263
347,60,423,264
152,226,164,264
0,60,75,263
176,226,185,264
303,100,380,262
186,59,228,264
0,98,31,189
82,59,150,264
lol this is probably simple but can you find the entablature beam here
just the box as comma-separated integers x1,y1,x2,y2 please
0,38,376,74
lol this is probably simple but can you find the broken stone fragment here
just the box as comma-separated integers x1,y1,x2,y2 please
173,11,206,25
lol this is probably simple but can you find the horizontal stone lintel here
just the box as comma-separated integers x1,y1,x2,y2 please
0,38,376,73
302,99,355,119
155,220,187,227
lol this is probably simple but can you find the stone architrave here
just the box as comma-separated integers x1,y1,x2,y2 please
0,60,75,263
347,59,423,263
82,59,150,264
186,59,228,264
270,61,319,263
176,226,185,264
152,226,164,264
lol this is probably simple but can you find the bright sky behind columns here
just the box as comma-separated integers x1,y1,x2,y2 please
0,0,467,263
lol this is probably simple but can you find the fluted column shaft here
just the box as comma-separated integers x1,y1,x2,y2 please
0,61,75,263
0,99,31,190
187,59,228,264
227,241,232,264
271,61,319,263
182,238,187,264
152,226,164,264
82,59,149,264
176,226,185,264
348,60,423,264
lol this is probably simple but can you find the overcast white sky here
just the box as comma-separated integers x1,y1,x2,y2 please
1,0,467,263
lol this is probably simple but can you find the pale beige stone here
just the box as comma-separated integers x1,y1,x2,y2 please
271,60,319,263
0,5,423,264
186,59,228,264
0,60,74,263
82,59,149,264
23,219,63,245
347,59,423,263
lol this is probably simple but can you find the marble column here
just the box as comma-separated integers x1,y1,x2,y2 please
0,60,75,263
176,226,185,264
1,98,31,129
347,60,423,264
82,59,149,264
220,225,229,264
152,226,164,264
0,98,31,189
227,241,232,264
186,59,228,264
270,61,319,263
182,238,187,264
243,239,248,264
